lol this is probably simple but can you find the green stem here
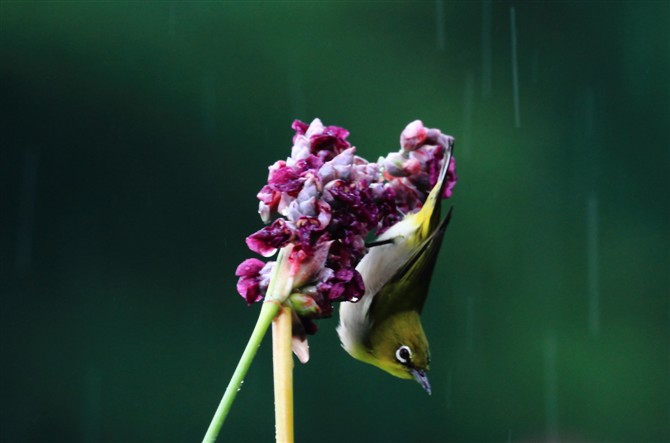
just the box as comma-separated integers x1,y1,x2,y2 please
203,246,292,442
202,301,279,443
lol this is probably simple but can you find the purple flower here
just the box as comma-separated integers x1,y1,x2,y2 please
382,120,457,212
400,120,428,151
443,156,458,198
235,118,457,336
289,119,351,163
235,258,273,304
246,219,294,257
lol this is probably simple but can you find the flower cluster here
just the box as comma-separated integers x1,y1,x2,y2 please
235,119,457,334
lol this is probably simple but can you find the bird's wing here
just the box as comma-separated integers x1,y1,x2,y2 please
366,207,453,323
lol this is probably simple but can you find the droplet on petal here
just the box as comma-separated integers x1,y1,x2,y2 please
235,258,265,277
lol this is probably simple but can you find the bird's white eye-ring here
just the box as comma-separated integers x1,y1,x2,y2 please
395,345,412,364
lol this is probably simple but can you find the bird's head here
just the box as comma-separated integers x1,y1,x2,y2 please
365,311,432,394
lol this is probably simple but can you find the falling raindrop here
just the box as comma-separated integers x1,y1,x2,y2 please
461,72,474,159
466,295,475,352
585,88,595,138
288,73,306,119
201,73,218,137
587,192,600,336
445,369,453,409
168,2,177,36
531,49,539,85
15,148,39,276
481,0,492,98
510,6,521,128
82,366,101,441
435,0,446,50
543,333,559,442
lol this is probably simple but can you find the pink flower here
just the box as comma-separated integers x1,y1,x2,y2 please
235,259,272,304
234,119,457,335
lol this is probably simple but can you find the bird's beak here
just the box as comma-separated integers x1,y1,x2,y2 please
411,368,432,395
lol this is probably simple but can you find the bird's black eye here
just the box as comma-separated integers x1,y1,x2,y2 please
395,345,412,364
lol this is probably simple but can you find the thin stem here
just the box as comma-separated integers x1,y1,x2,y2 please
202,301,279,443
203,247,293,442
272,306,294,443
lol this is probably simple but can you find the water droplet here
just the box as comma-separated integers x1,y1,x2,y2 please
435,0,446,50
200,73,217,136
289,73,306,118
461,72,474,158
83,366,102,441
543,333,559,441
466,295,475,352
585,88,595,137
587,192,600,335
445,370,453,409
16,148,39,276
481,0,492,98
168,2,177,36
510,6,521,128
531,49,540,85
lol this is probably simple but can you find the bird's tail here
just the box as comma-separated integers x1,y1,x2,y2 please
417,136,454,240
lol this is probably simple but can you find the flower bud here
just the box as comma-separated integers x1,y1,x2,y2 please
287,291,322,317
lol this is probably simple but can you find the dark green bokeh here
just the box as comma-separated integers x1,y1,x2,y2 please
1,2,668,442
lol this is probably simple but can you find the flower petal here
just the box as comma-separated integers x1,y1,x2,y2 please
246,219,294,257
400,120,428,151
235,258,265,277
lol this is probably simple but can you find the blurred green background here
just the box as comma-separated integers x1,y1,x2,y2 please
1,2,668,442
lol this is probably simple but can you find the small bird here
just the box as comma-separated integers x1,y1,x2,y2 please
336,145,454,394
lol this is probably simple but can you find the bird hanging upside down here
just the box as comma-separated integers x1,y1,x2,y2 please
337,138,454,395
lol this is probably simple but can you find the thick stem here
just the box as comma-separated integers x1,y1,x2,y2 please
202,302,279,443
272,306,294,443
